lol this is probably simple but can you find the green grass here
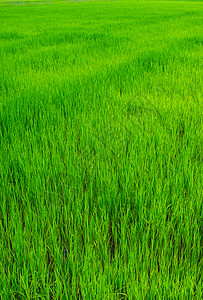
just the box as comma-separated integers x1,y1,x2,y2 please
0,0,202,299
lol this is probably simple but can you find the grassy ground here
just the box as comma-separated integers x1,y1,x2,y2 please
0,0,202,299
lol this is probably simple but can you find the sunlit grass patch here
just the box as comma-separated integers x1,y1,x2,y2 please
0,0,202,299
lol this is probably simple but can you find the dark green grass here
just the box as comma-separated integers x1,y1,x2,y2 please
0,1,202,299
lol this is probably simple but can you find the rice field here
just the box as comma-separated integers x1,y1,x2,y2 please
0,0,202,299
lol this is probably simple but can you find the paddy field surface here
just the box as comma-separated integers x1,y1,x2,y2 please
0,0,202,299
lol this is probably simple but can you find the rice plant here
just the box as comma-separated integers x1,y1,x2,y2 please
0,0,202,299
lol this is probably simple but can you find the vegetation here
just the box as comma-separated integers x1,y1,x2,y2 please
0,0,202,298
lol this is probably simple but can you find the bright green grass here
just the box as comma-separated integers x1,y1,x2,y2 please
0,0,202,299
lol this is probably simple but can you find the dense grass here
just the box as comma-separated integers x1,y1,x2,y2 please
0,0,202,299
